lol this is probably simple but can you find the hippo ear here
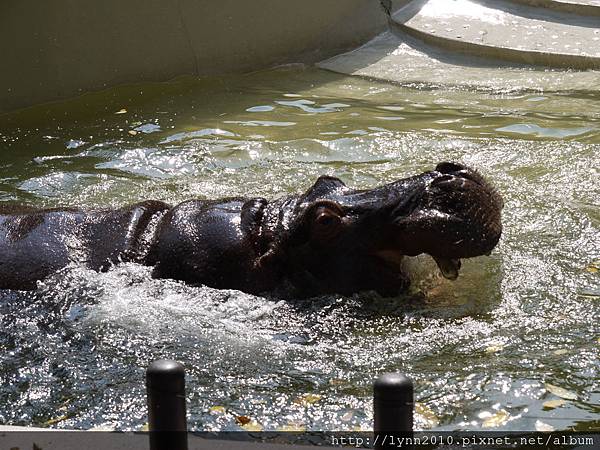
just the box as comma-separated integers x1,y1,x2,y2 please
300,176,347,203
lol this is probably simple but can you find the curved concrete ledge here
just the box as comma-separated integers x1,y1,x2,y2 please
391,0,600,70
390,20,600,70
0,0,388,113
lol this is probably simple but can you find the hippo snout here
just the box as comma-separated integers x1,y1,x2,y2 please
392,162,503,261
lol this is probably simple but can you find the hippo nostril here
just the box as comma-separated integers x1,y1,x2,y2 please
430,174,455,186
457,170,483,186
435,162,466,174
433,170,484,190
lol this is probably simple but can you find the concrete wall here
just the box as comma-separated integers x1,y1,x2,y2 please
0,0,389,113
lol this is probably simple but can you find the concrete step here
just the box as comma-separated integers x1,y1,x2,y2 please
509,0,600,17
317,29,599,92
390,0,600,69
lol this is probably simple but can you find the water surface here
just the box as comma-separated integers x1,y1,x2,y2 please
0,67,598,432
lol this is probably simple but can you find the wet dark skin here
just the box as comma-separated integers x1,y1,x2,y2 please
0,162,503,297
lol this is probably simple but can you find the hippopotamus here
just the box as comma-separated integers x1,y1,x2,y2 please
0,162,502,297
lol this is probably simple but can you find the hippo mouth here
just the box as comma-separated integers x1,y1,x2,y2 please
375,250,462,281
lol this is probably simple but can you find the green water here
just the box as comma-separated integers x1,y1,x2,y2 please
0,66,598,432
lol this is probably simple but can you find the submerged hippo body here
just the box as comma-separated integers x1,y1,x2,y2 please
0,163,503,296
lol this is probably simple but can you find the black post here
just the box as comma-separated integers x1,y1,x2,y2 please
146,360,188,450
373,373,414,449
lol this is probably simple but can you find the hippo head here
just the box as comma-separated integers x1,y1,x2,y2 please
264,162,503,297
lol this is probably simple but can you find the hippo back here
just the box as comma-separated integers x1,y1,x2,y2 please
0,201,169,290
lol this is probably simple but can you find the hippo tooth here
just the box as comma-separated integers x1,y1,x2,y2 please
432,256,461,280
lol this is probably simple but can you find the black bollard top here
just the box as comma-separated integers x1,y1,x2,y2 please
146,360,185,393
373,373,413,404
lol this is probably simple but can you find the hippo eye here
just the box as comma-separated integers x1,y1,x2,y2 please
316,212,340,227
312,207,342,240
